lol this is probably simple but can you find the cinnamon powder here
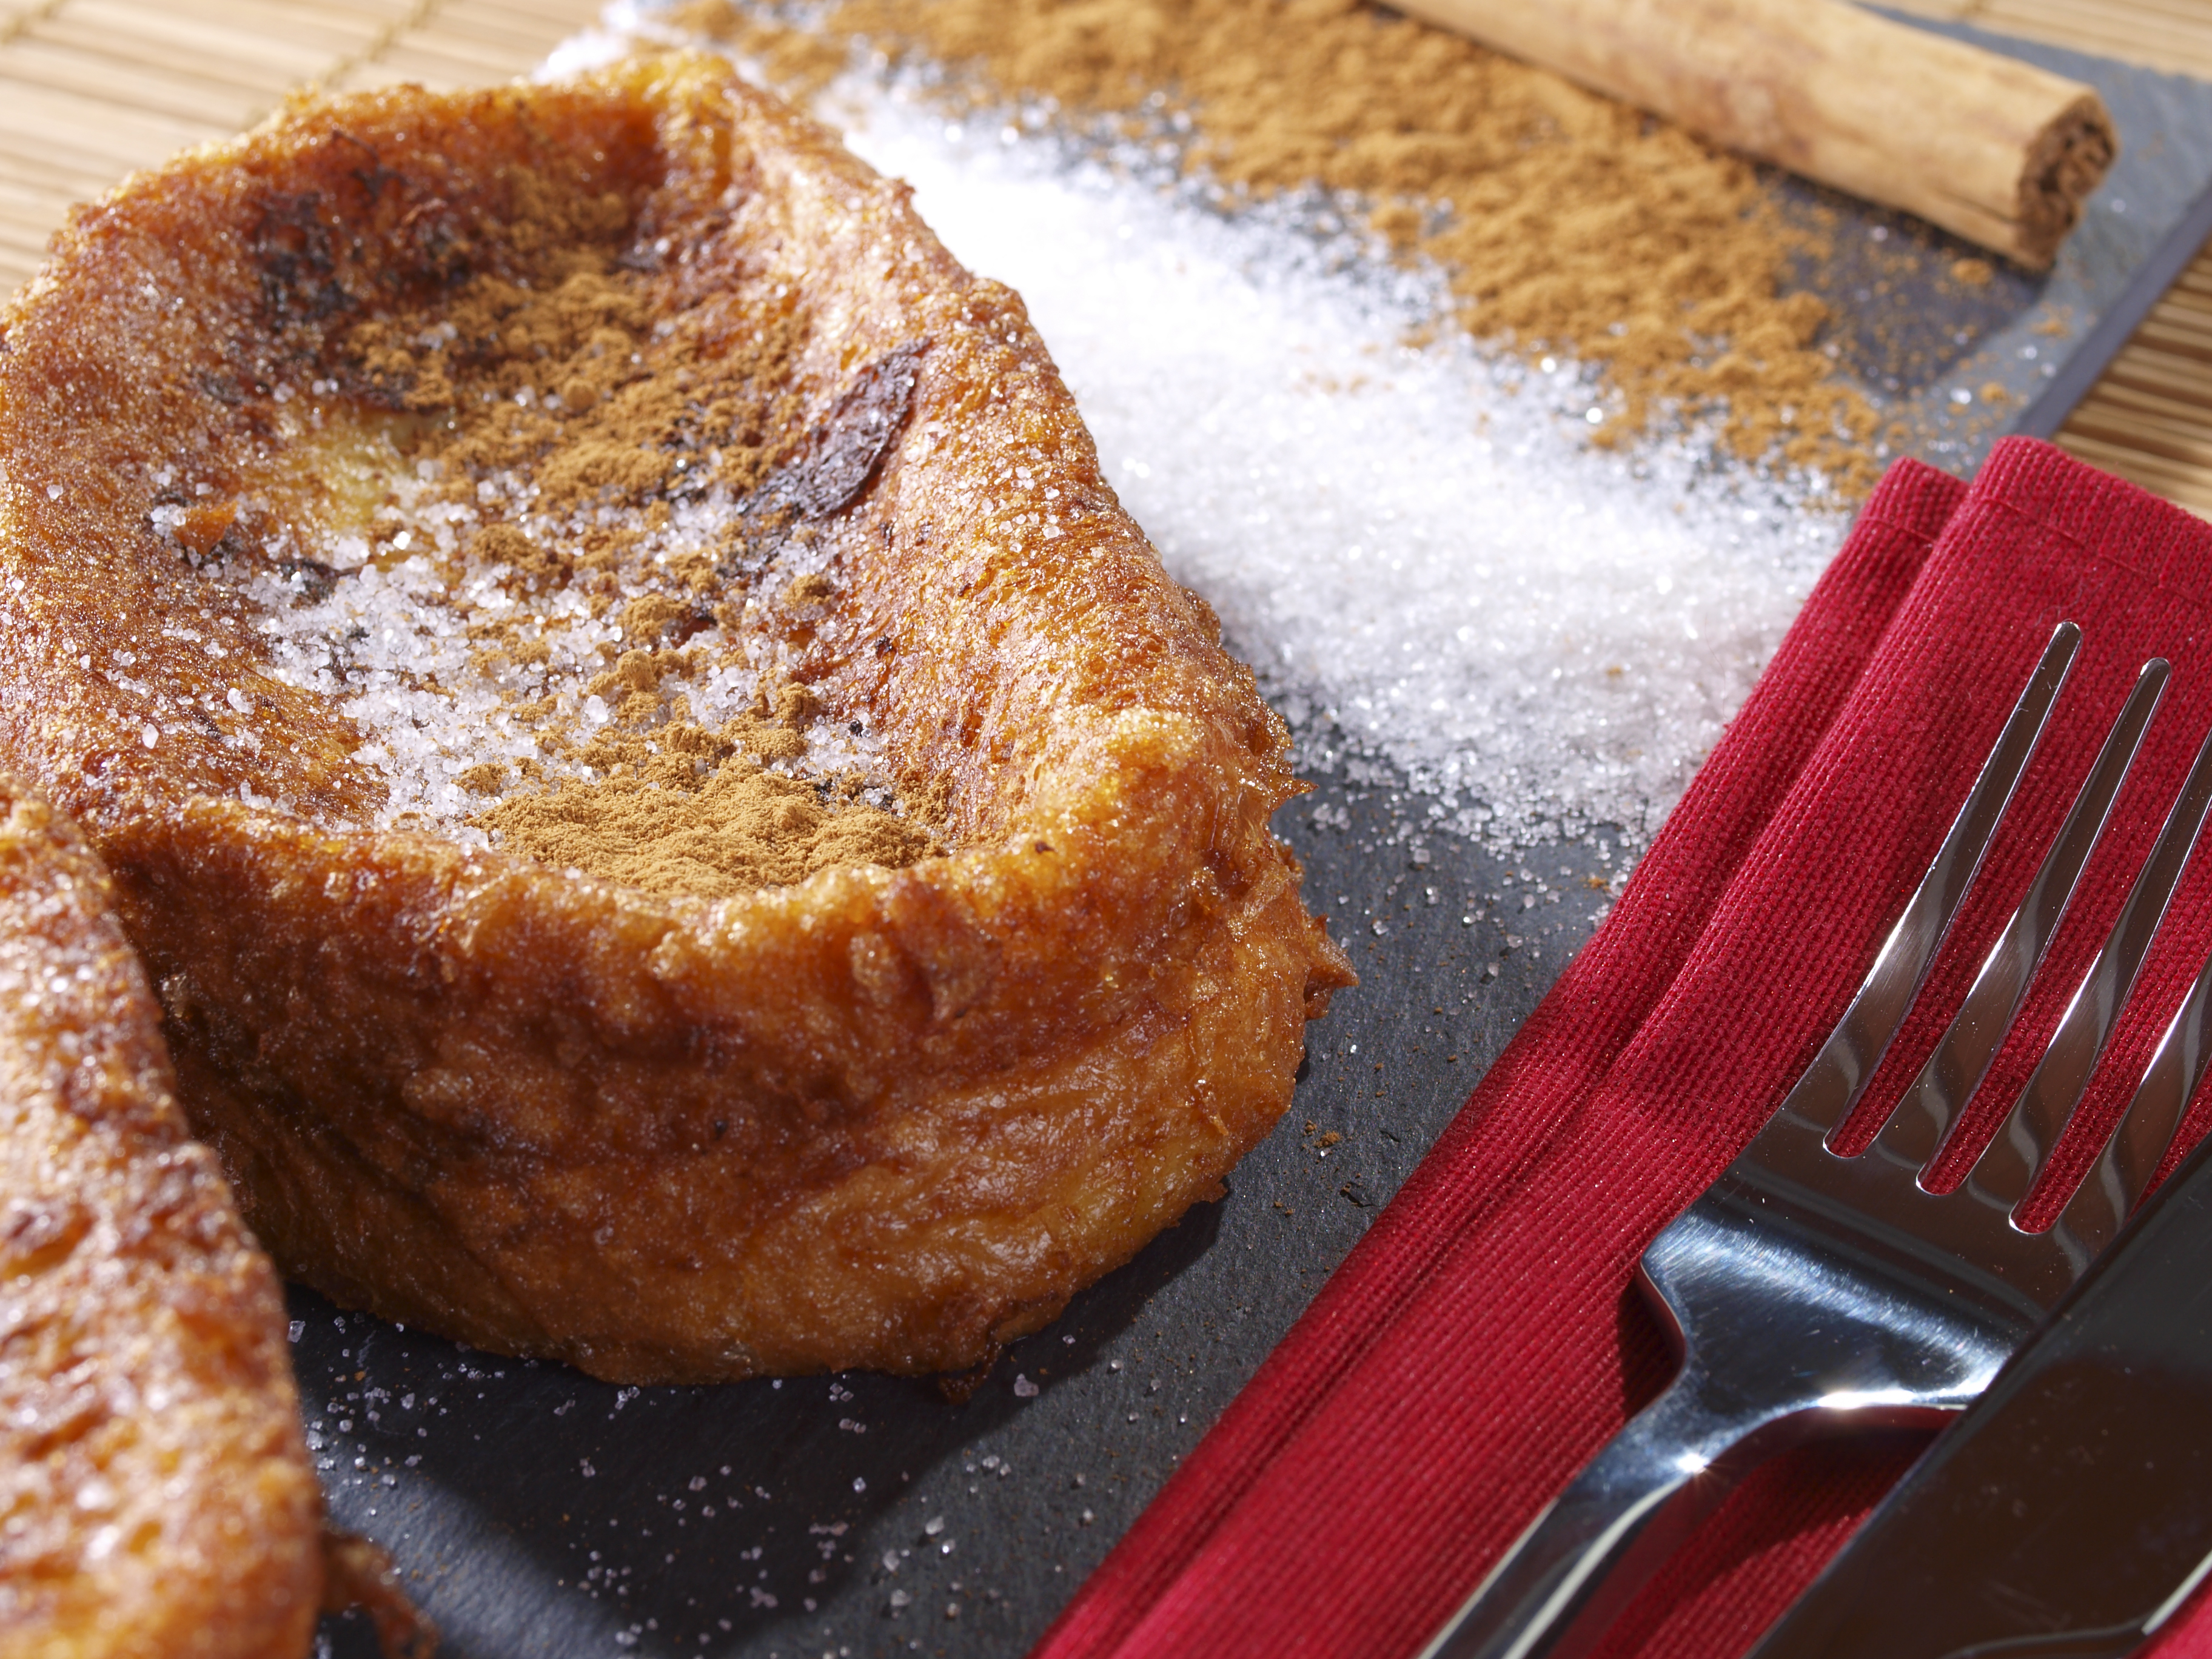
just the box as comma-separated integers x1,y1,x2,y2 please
321,158,939,895
674,0,1885,492
481,765,936,898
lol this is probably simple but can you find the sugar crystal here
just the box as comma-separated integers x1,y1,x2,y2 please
820,75,1844,850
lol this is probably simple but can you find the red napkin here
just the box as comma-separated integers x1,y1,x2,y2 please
1034,437,2212,1659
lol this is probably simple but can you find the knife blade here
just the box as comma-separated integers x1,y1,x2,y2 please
1744,1125,2212,1659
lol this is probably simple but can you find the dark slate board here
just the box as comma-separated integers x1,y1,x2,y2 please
305,26,2212,1659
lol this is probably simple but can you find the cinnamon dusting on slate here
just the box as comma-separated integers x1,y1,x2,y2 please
306,156,940,893
678,0,1885,492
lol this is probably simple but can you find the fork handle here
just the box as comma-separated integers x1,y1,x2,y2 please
1416,1365,1793,1659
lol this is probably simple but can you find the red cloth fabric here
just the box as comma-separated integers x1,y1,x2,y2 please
1034,437,2212,1659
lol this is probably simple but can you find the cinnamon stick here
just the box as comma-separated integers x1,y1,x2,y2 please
1392,0,2117,268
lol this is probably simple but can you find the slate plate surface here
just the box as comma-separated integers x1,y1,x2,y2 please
304,25,2212,1659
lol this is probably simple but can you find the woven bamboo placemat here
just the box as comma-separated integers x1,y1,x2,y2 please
0,0,604,286
2,0,2208,513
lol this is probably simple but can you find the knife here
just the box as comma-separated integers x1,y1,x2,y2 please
1744,1124,2212,1659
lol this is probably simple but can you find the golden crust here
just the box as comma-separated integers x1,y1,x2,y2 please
0,783,322,1658
0,55,1353,1381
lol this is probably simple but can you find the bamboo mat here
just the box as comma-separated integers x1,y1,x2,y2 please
0,0,605,288
2,0,2210,514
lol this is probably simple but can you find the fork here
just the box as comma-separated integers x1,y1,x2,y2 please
1419,621,2212,1659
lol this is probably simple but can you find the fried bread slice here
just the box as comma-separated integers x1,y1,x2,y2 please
0,783,323,1658
0,55,1353,1381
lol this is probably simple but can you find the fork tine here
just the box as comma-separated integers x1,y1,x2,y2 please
2051,937,2212,1259
1967,714,2212,1214
1779,621,2078,1138
1869,660,2168,1167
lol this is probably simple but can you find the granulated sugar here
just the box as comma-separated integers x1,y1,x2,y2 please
237,451,897,848
199,119,951,897
559,10,1861,853
661,59,1849,849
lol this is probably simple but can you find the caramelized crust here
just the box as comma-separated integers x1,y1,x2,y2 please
0,56,1353,1380
0,785,321,1658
